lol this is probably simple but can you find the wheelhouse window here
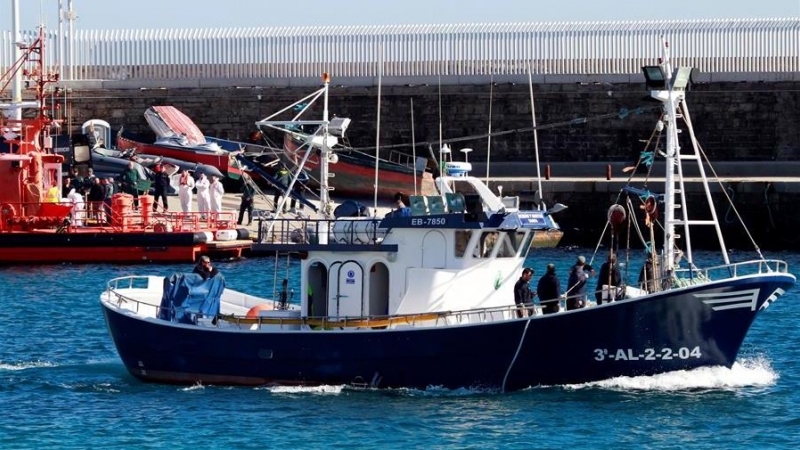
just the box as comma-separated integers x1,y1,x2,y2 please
475,231,499,258
496,231,525,258
454,230,470,258
517,231,534,257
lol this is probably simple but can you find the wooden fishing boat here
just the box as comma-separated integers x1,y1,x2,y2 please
101,60,793,390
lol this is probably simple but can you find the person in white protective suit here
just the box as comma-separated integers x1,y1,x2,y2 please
195,173,210,215
178,170,196,213
209,175,225,214
67,188,85,227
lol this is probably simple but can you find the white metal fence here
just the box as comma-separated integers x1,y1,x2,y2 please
1,18,799,82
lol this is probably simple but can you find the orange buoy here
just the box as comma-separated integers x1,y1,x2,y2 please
246,304,275,318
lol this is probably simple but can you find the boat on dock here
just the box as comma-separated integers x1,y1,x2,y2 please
0,27,250,264
116,106,242,179
100,47,793,390
280,133,438,200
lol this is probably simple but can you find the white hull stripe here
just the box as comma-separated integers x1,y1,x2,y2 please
759,288,785,311
695,288,760,311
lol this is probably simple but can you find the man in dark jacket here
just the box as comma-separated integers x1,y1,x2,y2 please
119,161,140,208
513,268,535,318
537,264,562,315
567,255,591,310
193,255,220,280
238,177,255,225
87,177,105,221
152,164,171,211
273,165,291,213
596,254,622,305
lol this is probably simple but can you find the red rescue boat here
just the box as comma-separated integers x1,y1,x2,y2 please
0,28,250,264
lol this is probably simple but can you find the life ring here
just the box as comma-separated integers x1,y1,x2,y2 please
0,203,16,217
644,196,658,215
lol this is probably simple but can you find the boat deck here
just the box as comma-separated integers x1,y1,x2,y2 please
206,239,252,258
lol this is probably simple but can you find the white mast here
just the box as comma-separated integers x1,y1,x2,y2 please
319,74,331,215
67,0,75,81
647,38,730,274
661,40,678,274
58,0,64,79
10,0,22,121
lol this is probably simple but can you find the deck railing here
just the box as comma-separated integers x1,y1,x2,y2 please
256,216,387,246
3,19,799,82
104,259,790,331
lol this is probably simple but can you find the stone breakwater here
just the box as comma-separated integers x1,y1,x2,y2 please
58,80,800,250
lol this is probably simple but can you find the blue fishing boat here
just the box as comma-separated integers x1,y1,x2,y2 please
100,44,794,391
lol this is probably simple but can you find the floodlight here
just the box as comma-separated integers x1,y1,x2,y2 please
642,66,666,89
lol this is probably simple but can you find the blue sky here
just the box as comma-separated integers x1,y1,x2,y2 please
11,0,800,30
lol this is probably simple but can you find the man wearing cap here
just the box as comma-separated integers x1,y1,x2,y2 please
567,255,591,310
537,264,562,314
596,254,622,304
514,268,535,318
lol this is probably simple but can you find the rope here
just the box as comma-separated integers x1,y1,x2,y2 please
271,251,279,302
502,316,532,393
344,105,661,152
724,186,736,224
626,197,648,247
764,183,776,229
695,141,765,260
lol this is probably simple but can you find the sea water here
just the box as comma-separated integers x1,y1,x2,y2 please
1,249,798,449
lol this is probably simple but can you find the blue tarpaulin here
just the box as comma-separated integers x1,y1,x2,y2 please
158,273,226,324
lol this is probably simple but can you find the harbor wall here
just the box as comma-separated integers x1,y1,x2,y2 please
59,80,800,250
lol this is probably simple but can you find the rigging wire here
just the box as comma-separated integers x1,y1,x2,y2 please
528,65,543,203
410,97,417,195
485,75,494,184
373,44,383,214
344,105,661,153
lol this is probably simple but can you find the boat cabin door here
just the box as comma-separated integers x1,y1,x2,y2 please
327,261,364,318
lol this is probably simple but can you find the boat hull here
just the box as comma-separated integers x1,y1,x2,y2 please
282,138,437,199
101,274,793,390
117,133,241,179
0,231,247,263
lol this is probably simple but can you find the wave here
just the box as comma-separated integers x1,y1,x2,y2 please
563,356,777,391
0,360,56,371
180,382,207,392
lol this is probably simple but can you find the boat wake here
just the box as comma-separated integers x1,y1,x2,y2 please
388,385,499,397
564,356,777,392
262,385,345,395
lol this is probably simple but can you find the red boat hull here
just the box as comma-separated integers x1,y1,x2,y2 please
284,139,437,199
0,229,249,263
117,134,241,179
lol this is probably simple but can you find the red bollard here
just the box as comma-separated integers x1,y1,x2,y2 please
606,164,612,180
545,164,551,180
